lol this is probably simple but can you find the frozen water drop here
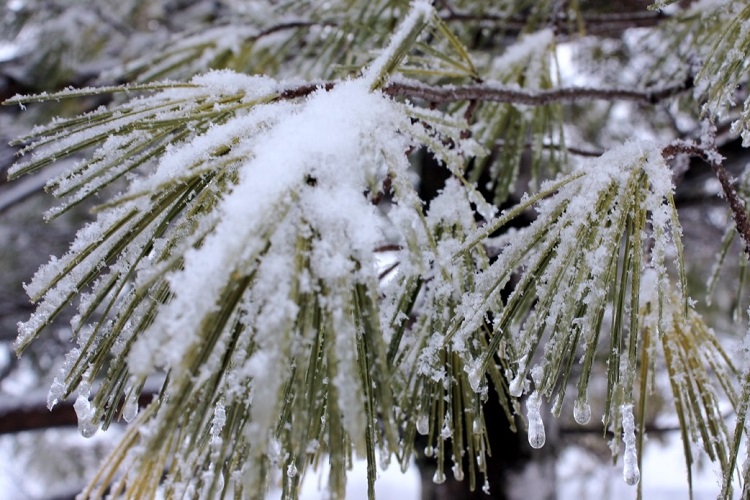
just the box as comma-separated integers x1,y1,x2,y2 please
79,420,99,438
74,394,98,438
468,365,483,392
122,392,139,422
416,414,429,435
433,469,446,484
621,404,640,486
574,399,591,425
624,461,640,486
452,463,464,481
528,419,546,449
526,390,545,449
509,374,525,397
287,462,297,478
424,446,434,458
440,416,452,439
482,480,490,495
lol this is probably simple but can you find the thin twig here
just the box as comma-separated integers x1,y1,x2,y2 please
663,141,750,257
441,9,669,37
268,78,691,107
383,77,692,106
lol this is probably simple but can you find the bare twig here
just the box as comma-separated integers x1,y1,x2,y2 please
383,77,691,106
663,141,750,257
441,9,669,37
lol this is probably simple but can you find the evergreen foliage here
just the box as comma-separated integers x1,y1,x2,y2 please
4,0,750,498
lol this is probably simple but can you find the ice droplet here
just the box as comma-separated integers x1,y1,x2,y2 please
573,398,591,425
287,462,298,478
433,469,446,484
122,392,139,423
452,463,464,481
468,365,483,392
440,413,452,439
79,420,99,438
482,480,491,495
526,391,545,449
416,414,429,435
74,395,98,438
509,374,525,397
621,404,640,486
424,446,434,457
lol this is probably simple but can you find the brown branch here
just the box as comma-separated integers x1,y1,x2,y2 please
0,397,79,434
273,78,691,108
663,141,750,257
441,9,669,37
383,77,691,106
0,391,156,434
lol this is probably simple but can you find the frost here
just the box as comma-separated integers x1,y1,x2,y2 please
210,402,226,443
47,347,81,410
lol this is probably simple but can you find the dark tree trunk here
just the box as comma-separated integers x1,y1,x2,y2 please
414,379,557,500
415,151,557,500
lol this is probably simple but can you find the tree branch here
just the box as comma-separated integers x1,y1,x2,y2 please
383,77,692,105
441,9,669,37
0,391,156,434
663,141,750,257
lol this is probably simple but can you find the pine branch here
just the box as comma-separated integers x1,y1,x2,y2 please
383,77,692,105
663,141,750,257
441,9,670,37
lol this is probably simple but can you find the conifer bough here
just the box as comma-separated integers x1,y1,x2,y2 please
4,0,750,498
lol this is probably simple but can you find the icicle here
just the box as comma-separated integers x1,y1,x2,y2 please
574,397,591,425
526,389,545,449
621,404,640,485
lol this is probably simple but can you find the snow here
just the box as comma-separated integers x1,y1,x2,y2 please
4,0,746,497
